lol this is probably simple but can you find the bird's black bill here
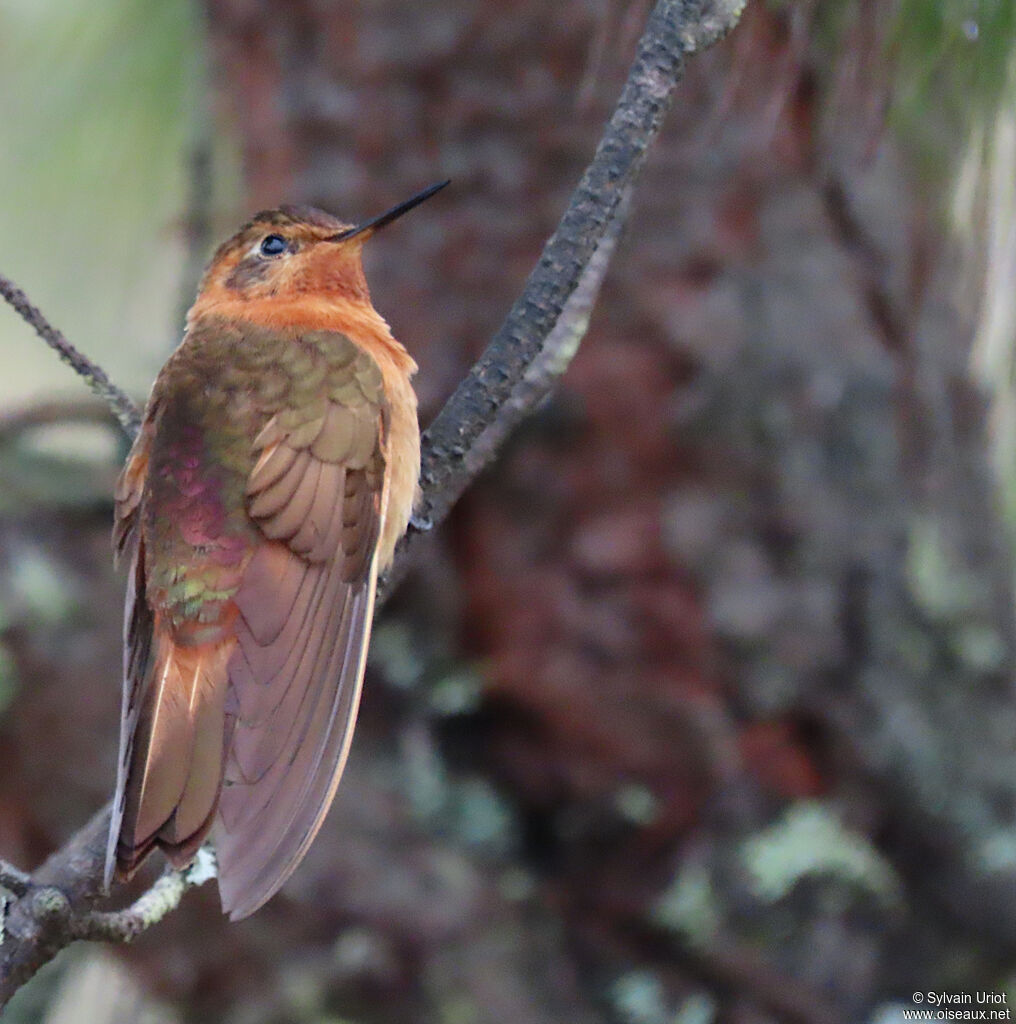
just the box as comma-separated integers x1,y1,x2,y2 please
329,180,450,242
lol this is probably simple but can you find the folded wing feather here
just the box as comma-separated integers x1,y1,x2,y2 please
214,386,387,920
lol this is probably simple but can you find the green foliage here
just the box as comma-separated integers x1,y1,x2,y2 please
798,0,1016,175
889,0,1016,170
892,0,1015,110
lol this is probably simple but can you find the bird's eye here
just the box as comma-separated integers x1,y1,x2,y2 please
259,234,287,257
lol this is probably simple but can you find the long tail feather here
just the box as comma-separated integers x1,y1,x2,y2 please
213,540,378,920
109,633,232,880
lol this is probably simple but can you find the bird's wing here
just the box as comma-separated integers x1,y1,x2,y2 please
106,416,159,888
214,338,389,920
112,417,152,560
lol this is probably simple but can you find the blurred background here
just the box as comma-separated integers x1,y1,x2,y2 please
2,0,1016,1021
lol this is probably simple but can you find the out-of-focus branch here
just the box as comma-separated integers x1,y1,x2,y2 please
175,19,215,336
0,0,747,1002
0,398,120,444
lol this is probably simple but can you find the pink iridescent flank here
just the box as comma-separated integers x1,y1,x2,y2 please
151,422,251,628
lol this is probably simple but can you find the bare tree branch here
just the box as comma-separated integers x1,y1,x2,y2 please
0,277,142,439
0,809,216,998
394,0,744,580
454,187,631,483
2,807,109,997
0,0,746,1002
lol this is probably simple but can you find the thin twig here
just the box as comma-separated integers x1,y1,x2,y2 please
73,848,217,944
0,275,142,439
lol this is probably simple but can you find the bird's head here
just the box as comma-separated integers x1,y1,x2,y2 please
190,181,448,323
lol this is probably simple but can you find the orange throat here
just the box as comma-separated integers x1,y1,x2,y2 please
187,292,417,376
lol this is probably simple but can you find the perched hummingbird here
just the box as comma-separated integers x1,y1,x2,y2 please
105,181,447,920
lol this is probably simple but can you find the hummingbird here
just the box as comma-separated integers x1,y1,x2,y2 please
105,181,448,920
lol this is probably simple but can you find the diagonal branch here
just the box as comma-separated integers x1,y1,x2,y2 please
0,0,746,1003
0,277,142,439
391,0,745,581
